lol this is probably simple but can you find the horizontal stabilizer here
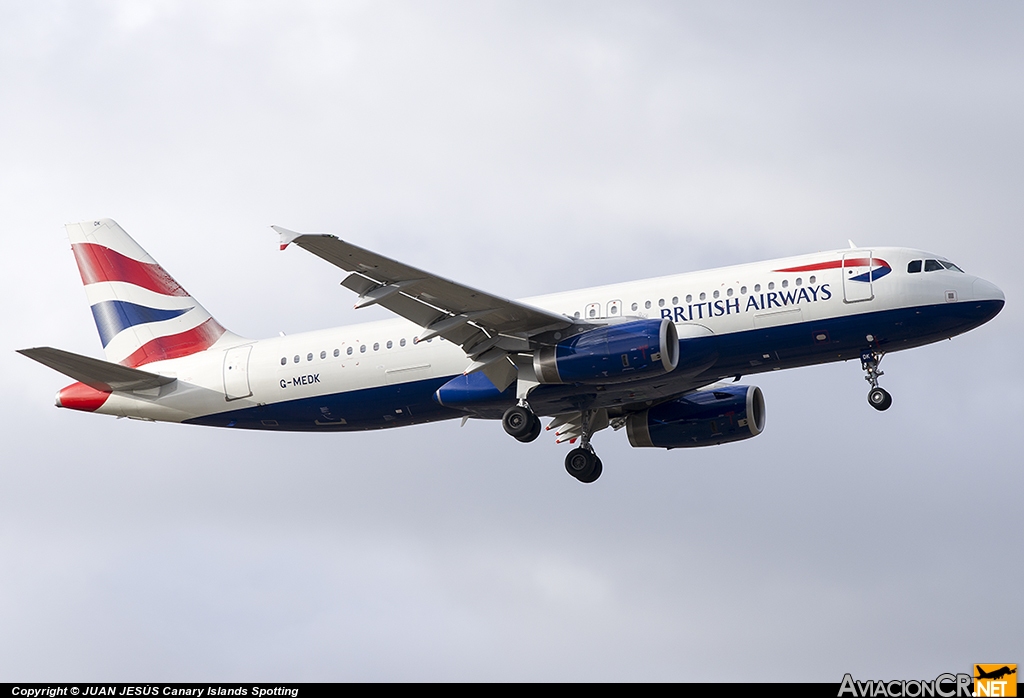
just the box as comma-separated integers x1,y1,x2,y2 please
17,347,177,392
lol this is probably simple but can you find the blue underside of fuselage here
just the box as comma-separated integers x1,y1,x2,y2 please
184,299,1003,432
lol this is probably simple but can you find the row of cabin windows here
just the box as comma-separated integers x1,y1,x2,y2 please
907,259,964,273
280,337,424,365
573,275,818,319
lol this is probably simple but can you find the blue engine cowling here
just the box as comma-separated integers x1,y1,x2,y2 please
533,318,679,384
626,385,765,448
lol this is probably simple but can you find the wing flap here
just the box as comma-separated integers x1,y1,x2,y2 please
18,347,177,392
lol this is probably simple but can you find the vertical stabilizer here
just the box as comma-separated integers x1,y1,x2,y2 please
67,219,235,367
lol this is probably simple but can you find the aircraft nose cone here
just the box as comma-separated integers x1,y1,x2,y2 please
973,278,1005,302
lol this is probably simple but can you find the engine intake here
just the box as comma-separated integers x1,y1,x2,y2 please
534,318,679,384
626,385,765,448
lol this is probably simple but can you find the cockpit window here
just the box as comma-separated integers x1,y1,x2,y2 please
924,259,944,272
940,260,964,273
907,260,922,273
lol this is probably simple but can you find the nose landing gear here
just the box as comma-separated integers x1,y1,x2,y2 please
861,349,892,411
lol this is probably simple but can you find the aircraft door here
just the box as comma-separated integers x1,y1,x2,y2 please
842,251,874,303
223,345,253,400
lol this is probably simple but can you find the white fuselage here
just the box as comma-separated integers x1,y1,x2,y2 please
77,246,1003,429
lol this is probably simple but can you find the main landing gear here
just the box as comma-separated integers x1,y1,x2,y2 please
861,349,892,411
501,403,604,483
502,403,541,443
564,446,602,484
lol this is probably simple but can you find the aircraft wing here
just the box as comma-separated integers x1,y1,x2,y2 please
18,347,177,392
275,227,574,354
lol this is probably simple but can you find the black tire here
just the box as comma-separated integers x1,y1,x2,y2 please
502,405,536,438
515,416,542,443
564,447,597,481
577,458,603,484
868,387,892,411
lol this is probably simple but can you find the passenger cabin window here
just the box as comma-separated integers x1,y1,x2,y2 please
908,260,922,273
347,347,353,355
924,259,944,272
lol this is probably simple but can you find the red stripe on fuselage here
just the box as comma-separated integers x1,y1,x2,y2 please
57,382,111,412
774,258,888,272
72,243,189,297
120,317,226,367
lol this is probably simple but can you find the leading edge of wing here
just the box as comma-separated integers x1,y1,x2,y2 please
273,227,574,342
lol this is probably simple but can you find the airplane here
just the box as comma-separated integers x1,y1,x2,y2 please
975,666,1017,681
19,219,1004,483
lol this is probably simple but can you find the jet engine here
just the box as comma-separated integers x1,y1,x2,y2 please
626,384,765,448
533,318,679,384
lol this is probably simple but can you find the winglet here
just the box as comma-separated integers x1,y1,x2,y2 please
272,225,303,251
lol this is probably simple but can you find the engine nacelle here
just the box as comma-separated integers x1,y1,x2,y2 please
534,318,679,384
626,385,765,448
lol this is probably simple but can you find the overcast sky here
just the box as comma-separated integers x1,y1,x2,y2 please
1,0,1021,682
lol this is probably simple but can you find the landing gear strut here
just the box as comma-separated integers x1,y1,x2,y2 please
502,404,540,443
861,349,892,411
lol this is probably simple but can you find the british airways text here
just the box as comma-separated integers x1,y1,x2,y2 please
661,283,833,322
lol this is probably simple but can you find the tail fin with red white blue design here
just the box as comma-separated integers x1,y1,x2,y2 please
66,219,237,367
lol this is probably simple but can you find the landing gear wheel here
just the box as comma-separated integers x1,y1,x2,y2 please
577,457,603,484
564,447,599,482
868,387,892,411
515,416,542,443
502,405,537,439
